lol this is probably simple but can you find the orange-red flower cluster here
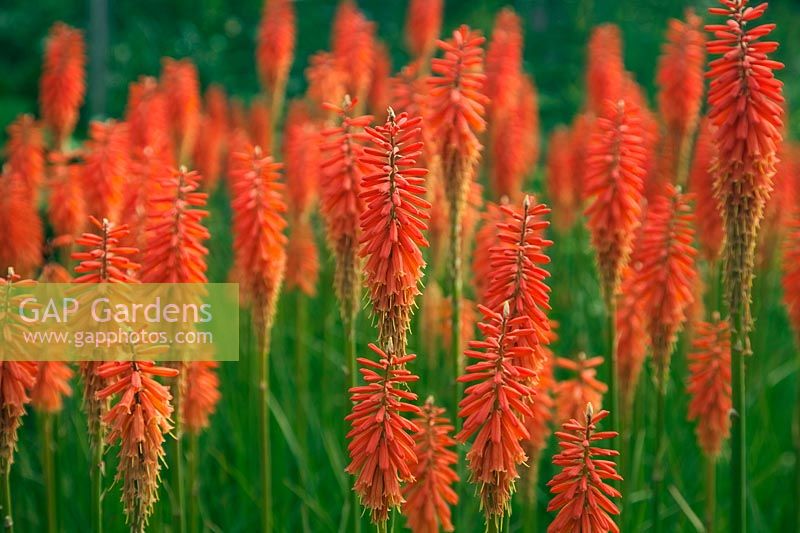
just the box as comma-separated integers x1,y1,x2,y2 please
688,118,723,262
471,201,510,303
346,343,420,525
0,172,44,277
285,222,320,296
405,0,443,60
402,397,459,533
686,315,732,457
584,98,648,301
547,405,621,533
359,110,430,352
82,120,131,222
125,76,173,160
6,114,45,194
485,9,523,123
31,363,73,414
182,362,221,434
48,152,86,239
546,126,579,233
193,86,229,191
256,0,296,95
72,217,139,284
332,1,376,105
656,9,706,153
457,303,536,520
705,0,784,317
305,52,347,113
635,184,697,366
586,25,624,115
161,58,201,162
616,265,650,410
97,360,179,531
554,354,607,425
39,22,85,146
230,145,287,328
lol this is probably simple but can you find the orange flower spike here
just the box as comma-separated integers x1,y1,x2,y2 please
484,197,553,371
457,303,537,521
229,144,287,324
39,22,86,147
125,76,173,160
402,397,459,533
586,25,625,114
706,0,784,320
554,354,607,425
526,351,555,460
485,8,523,123
285,220,320,296
547,405,622,533
31,363,74,414
686,315,732,457
319,97,371,317
472,201,511,303
368,42,393,120
161,58,201,162
616,265,650,410
405,0,442,59
0,173,44,277
249,100,272,153
689,118,723,262
546,126,577,232
256,0,295,95
584,98,648,301
0,270,38,475
96,360,178,531
142,167,209,284
657,10,706,136
182,362,221,434
72,217,140,284
82,120,130,222
6,114,45,194
636,184,698,366
427,25,489,211
332,1,376,105
359,109,431,352
283,101,321,220
490,75,540,202
346,342,421,526
305,52,347,113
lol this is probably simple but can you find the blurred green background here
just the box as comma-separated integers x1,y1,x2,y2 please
3,0,800,532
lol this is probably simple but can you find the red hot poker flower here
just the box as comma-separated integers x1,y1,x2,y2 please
256,0,295,96
182,362,221,434
584,98,648,302
616,265,650,411
554,354,608,426
39,22,86,146
402,397,459,533
285,220,320,297
6,114,45,194
332,1,376,106
82,120,130,222
306,52,347,113
161,58,201,162
97,360,179,532
48,152,86,239
31,363,73,414
0,270,38,475
125,76,173,160
586,25,625,115
0,173,44,277
405,0,443,60
547,405,622,533
688,118,723,262
485,8,523,123
283,101,321,220
546,126,578,233
471,201,510,303
705,0,784,324
359,109,430,353
686,315,732,457
346,342,420,525
457,303,537,521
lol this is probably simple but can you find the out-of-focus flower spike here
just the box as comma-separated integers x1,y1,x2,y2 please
82,120,130,222
161,58,201,163
404,0,442,60
39,22,85,148
332,1,376,110
554,354,607,425
586,25,624,114
0,172,44,277
256,0,295,99
689,118,723,262
6,114,45,195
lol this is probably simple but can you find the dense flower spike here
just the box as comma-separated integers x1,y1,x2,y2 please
586,25,625,114
82,120,130,222
427,25,488,216
161,58,201,162
97,360,179,532
72,217,140,284
584,98,648,302
182,362,221,434
689,118,724,262
656,9,706,182
705,0,784,329
0,270,38,476
229,144,287,332
193,86,229,191
554,354,607,425
686,315,732,457
635,184,698,367
402,397,459,533
346,343,420,525
0,173,44,277
6,114,45,194
283,101,321,219
458,303,537,520
319,98,370,319
332,1,376,106
256,0,295,95
485,9,523,123
568,113,592,203
526,349,555,460
405,0,443,61
616,265,650,410
484,198,553,372
368,42,393,119
248,100,272,153
471,201,510,303
39,22,85,146
546,126,578,232
490,75,540,202
142,167,210,284
125,76,173,160
359,109,430,353
305,52,347,113
31,363,73,414
285,221,319,296
547,405,622,533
